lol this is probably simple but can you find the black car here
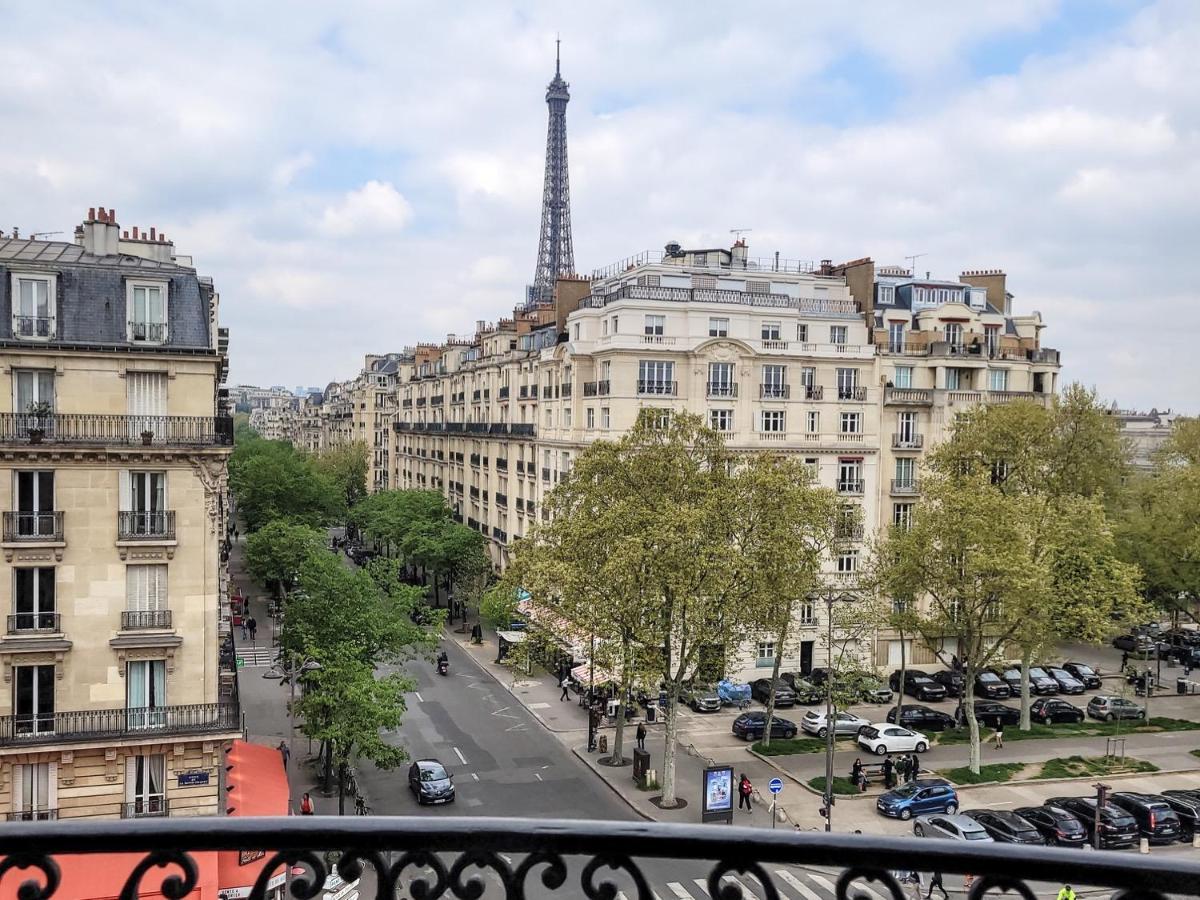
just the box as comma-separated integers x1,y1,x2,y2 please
975,670,1011,700
1030,697,1085,724
1161,790,1200,840
1047,797,1139,848
1061,662,1102,690
779,674,823,704
961,809,1045,845
731,711,797,741
999,666,1057,696
1046,667,1086,695
1013,805,1090,847
886,704,956,732
1109,792,1182,845
806,667,832,686
889,671,947,702
964,701,1021,729
931,670,966,697
408,759,455,805
1164,629,1200,648
1112,633,1167,656
751,678,797,707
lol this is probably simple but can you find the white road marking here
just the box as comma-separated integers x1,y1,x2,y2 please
527,702,552,709
777,871,823,900
505,723,526,732
617,892,629,900
534,772,543,781
414,692,423,703
692,879,710,896
500,854,512,864
808,874,837,895
471,773,479,782
653,891,665,900
852,883,886,900
667,883,695,900
453,746,467,764
540,764,552,769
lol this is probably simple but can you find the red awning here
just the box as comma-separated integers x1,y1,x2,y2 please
1,851,220,899
218,740,290,898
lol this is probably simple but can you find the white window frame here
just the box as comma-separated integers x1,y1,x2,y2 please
796,323,809,342
878,284,896,306
760,410,785,433
644,315,665,336
125,753,166,816
12,369,56,416
12,761,57,819
893,366,913,389
840,412,862,434
126,279,169,344
756,640,775,666
887,321,905,351
10,272,57,342
837,550,859,574
600,407,610,429
893,503,914,529
708,317,729,337
829,325,848,345
761,321,781,341
988,368,1009,391
895,457,916,487
709,409,733,432
806,410,819,434
586,407,595,429
943,322,963,349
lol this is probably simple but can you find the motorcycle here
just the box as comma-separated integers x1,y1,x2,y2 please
437,657,449,676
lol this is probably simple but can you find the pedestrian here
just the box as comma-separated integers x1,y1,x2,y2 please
992,722,1004,749
299,792,314,816
560,677,571,702
896,754,909,784
1121,651,1128,671
737,773,753,811
909,754,920,783
850,757,863,788
636,721,647,750
277,740,290,770
963,875,975,893
882,755,895,789
240,616,248,641
247,616,258,644
924,872,948,900
1056,886,1076,900
233,526,239,542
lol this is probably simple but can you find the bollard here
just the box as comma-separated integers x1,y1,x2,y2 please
1192,833,1200,849
1140,837,1150,855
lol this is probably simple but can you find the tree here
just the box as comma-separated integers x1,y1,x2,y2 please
243,521,326,599
314,442,370,512
296,643,412,813
229,434,344,531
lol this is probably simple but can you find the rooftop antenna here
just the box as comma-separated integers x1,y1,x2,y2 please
556,33,561,76
904,253,926,277
729,228,752,242
31,231,63,239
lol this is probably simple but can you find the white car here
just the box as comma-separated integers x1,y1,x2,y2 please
913,814,993,842
857,723,930,755
801,710,870,739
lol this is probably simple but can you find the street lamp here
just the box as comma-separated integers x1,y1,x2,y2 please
820,588,858,833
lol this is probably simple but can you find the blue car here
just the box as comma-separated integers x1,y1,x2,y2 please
876,779,958,821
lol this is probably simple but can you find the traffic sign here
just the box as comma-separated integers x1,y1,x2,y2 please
768,777,783,795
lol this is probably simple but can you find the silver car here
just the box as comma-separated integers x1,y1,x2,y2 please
1086,695,1146,722
913,813,994,842
801,710,869,738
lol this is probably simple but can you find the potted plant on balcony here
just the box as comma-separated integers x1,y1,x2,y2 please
140,429,155,446
25,400,52,443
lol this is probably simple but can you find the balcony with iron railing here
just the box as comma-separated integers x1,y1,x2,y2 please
637,380,676,397
759,384,789,399
891,479,921,496
120,609,173,630
706,382,738,398
121,798,169,819
891,433,924,449
0,414,234,447
837,480,865,495
2,511,64,543
117,510,176,540
837,386,867,401
884,387,933,405
0,702,240,746
128,321,167,343
511,423,537,437
803,385,823,400
6,612,61,634
11,315,56,339
1,817,1185,900
5,808,56,821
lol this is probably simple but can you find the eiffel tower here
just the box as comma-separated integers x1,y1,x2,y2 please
528,40,575,308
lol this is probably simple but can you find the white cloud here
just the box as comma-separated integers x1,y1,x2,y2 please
320,181,413,236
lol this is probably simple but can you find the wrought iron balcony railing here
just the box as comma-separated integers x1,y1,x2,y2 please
12,315,56,338
128,321,167,342
0,413,234,447
0,702,239,746
121,798,169,819
0,817,1196,900
5,808,57,821
706,382,738,398
6,612,61,634
891,433,924,449
759,384,789,399
121,609,173,630
637,380,676,396
2,510,63,542
117,510,176,540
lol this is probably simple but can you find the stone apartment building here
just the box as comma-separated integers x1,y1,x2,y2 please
377,241,1062,679
0,207,238,821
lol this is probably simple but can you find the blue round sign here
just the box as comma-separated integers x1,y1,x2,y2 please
768,778,784,795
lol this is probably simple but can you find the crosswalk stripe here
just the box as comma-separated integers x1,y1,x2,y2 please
776,871,825,900
692,879,710,896
695,877,760,900
807,874,837,895
668,882,695,900
854,884,886,900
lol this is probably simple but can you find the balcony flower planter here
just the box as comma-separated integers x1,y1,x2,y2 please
141,431,154,446
28,428,44,444
25,401,52,444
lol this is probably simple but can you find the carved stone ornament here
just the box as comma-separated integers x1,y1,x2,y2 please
187,457,227,534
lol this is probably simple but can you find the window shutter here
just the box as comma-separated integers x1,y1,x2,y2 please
47,762,58,810
119,471,131,512
12,764,22,812
875,641,887,667
125,756,136,803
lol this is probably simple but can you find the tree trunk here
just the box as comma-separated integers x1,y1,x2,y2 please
965,672,982,775
431,568,440,606
893,630,907,725
659,681,682,807
337,761,346,816
1019,648,1033,731
610,674,628,766
762,636,786,748
322,741,333,793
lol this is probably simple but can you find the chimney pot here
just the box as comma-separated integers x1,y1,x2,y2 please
88,207,95,221
98,207,107,222
132,226,139,239
150,227,156,241
110,208,116,223
123,230,129,238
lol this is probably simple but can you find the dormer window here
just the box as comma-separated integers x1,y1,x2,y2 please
127,281,168,343
10,273,56,341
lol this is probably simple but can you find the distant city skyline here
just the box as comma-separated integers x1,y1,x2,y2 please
1,1,1196,411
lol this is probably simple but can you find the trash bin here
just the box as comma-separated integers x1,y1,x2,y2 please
1179,677,1189,695
645,704,657,724
633,748,650,783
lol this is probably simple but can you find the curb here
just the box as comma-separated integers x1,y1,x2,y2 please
953,764,1200,792
570,746,655,821
747,748,880,801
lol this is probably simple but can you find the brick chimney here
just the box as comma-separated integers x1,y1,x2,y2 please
80,206,120,256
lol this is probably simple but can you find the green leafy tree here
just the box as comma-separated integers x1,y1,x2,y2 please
315,442,370,512
230,436,344,531
243,521,326,599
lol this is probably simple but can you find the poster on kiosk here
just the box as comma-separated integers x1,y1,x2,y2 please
702,765,734,824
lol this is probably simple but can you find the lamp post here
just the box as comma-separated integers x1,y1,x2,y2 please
822,587,856,833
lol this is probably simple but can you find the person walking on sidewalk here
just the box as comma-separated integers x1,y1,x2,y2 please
737,773,753,811
1056,886,1076,900
277,740,290,770
882,755,895,789
636,722,647,750
300,793,315,816
992,722,1004,749
560,677,571,701
247,616,258,644
924,872,948,900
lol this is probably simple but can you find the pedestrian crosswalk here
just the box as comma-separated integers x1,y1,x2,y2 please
235,645,277,667
656,868,875,900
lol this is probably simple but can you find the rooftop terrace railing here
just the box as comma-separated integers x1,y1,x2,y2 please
1,817,1197,900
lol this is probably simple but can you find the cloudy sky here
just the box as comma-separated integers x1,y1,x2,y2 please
2,0,1196,411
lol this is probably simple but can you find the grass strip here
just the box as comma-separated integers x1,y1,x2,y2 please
935,717,1199,746
1035,755,1158,779
751,737,828,756
935,762,1025,785
808,775,862,796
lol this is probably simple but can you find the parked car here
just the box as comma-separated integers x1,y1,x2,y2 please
1086,695,1146,722
886,705,956,732
960,810,1044,845
857,723,930,756
1046,667,1086,695
913,813,992,842
1161,790,1200,840
931,670,966,697
1030,697,1085,725
731,712,797,741
1164,628,1200,648
1003,665,1059,695
1109,792,1182,845
975,670,1011,700
806,667,832,686
751,678,797,708
801,710,869,739
408,759,455,805
1112,633,1164,655
779,673,823,703
1061,662,1102,690
1047,797,1139,849
1013,805,1090,847
681,684,722,713
962,701,1021,729
876,780,958,820
860,680,894,704
888,671,947,702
